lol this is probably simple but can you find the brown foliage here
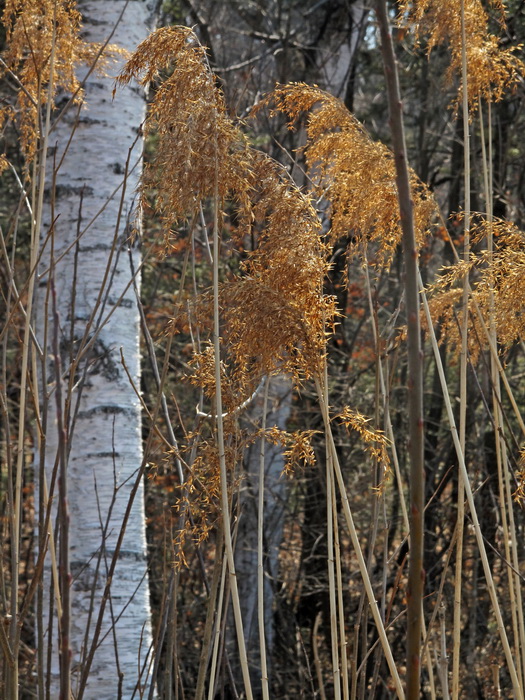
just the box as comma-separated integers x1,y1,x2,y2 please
0,0,106,165
400,0,524,107
259,83,437,266
426,218,525,362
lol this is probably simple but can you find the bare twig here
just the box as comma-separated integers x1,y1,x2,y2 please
374,4,425,697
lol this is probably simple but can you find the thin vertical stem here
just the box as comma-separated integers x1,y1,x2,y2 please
207,553,228,700
257,379,270,700
375,4,425,697
333,466,349,700
314,376,405,700
452,5,471,696
480,97,525,692
363,259,409,534
11,17,57,698
322,353,341,700
326,416,342,700
211,162,253,700
313,612,328,700
51,280,71,700
419,272,523,700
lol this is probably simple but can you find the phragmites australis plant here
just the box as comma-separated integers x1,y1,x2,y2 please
118,22,410,700
403,2,525,699
0,0,107,168
2,0,525,697
399,0,524,108
96,6,525,698
259,83,436,266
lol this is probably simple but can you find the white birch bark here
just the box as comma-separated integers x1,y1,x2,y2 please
319,4,369,101
37,1,156,697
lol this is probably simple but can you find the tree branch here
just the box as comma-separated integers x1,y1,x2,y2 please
374,3,425,698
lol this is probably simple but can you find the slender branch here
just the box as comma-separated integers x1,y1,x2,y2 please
313,613,328,700
196,378,265,419
374,4,425,698
51,279,71,700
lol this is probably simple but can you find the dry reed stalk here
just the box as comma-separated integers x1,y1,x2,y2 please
437,606,450,700
326,438,342,700
9,21,58,698
258,379,270,700
207,554,228,700
452,5,471,696
322,356,342,700
314,375,405,700
334,476,350,700
211,166,253,699
194,533,223,700
419,272,523,699
479,97,525,692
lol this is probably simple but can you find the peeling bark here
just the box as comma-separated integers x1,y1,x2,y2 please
37,2,157,697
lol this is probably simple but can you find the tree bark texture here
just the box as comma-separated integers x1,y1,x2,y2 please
37,1,156,697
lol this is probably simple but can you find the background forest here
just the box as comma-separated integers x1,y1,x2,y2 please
1,0,525,699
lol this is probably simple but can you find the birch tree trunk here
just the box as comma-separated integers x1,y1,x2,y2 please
37,2,156,697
